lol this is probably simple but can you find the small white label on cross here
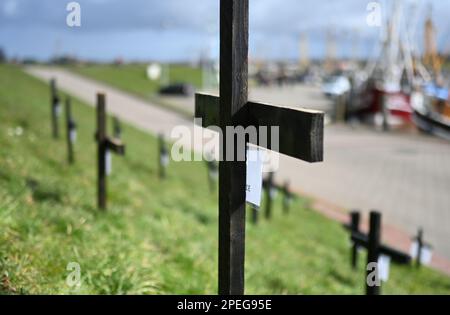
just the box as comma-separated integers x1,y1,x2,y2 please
55,103,62,116
70,129,77,143
161,153,170,167
410,241,433,265
246,148,264,208
105,149,112,176
378,254,391,282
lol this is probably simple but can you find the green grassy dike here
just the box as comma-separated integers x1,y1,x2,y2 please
0,64,449,294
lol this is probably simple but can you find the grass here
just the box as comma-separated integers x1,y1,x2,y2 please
67,63,204,118
0,64,450,294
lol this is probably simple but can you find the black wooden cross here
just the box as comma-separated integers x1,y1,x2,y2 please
411,228,432,268
50,78,61,139
348,211,411,295
65,96,77,164
158,134,169,179
96,93,125,210
205,156,218,193
113,116,122,139
195,0,324,295
349,210,361,269
263,172,276,220
282,181,293,214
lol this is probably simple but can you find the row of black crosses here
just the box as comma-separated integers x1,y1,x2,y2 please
51,83,127,210
345,211,431,295
49,0,325,296
49,0,430,296
250,173,294,225
46,0,436,297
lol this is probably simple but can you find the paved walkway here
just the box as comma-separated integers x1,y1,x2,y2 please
26,67,450,275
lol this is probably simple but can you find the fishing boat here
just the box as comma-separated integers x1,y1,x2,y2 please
412,83,450,140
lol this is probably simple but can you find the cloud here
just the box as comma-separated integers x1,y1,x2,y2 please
0,0,448,61
3,0,18,16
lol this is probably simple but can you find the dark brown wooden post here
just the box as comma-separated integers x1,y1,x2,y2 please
264,173,274,220
50,78,60,139
251,205,258,225
113,116,122,139
206,159,218,193
366,211,381,295
195,0,324,295
65,97,75,164
158,134,168,179
416,228,423,268
282,181,291,214
218,0,248,295
350,211,360,269
97,93,107,210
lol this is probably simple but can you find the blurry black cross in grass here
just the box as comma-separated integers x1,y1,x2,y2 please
95,93,125,210
50,78,61,139
65,97,77,164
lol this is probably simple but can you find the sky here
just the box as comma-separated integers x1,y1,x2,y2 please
0,0,449,62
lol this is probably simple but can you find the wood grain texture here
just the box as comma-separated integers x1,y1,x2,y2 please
195,93,219,127
97,93,107,210
218,0,248,296
366,211,381,295
195,94,324,163
106,137,125,155
247,101,323,163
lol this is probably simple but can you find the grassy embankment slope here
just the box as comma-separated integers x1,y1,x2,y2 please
0,64,449,294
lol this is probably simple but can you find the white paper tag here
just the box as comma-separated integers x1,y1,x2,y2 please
210,168,218,179
420,246,433,265
410,241,433,265
69,129,77,143
246,148,265,208
378,255,391,282
161,153,169,167
55,103,62,116
269,187,277,199
105,149,112,176
410,241,419,259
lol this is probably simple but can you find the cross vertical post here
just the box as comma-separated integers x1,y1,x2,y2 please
65,97,76,164
264,173,274,220
350,211,360,269
366,211,381,295
218,0,249,295
206,158,218,193
95,93,125,210
282,181,291,214
195,0,324,295
416,228,423,268
97,93,107,210
251,205,258,225
158,134,168,179
50,78,60,139
113,116,122,139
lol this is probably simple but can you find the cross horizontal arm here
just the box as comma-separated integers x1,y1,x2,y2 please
106,137,125,155
195,93,220,127
195,93,324,163
351,231,411,264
